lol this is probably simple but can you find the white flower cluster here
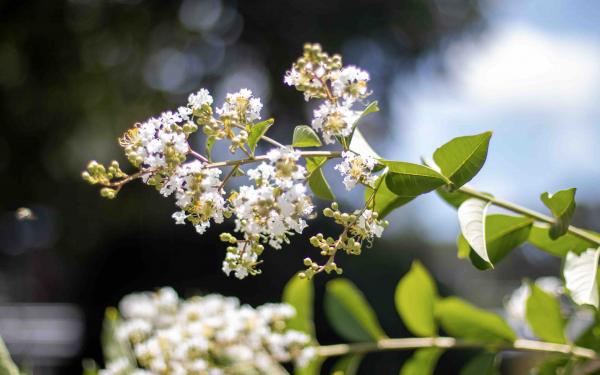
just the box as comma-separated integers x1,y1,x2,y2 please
216,88,263,123
334,151,377,190
353,209,386,240
120,89,213,171
222,148,314,279
284,44,370,144
100,288,315,375
159,160,227,235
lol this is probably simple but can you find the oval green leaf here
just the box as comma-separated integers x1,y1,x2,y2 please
528,224,596,257
540,188,576,239
526,283,566,344
305,156,335,201
400,348,443,375
382,161,449,198
459,352,499,375
433,131,492,189
563,248,600,308
324,279,387,342
247,118,274,153
293,125,322,148
365,173,414,218
395,261,438,337
435,297,516,343
282,274,315,338
330,354,363,375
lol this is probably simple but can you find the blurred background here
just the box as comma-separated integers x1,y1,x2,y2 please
1,0,599,373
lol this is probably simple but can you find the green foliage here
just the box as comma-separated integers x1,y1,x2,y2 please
459,214,533,269
0,336,19,375
435,297,516,343
292,125,322,148
525,283,567,344
540,188,577,239
433,131,492,189
330,354,364,375
324,279,387,342
248,118,274,153
365,173,414,218
459,352,499,375
532,356,573,375
295,357,324,375
305,156,335,201
400,348,443,375
395,261,438,337
205,135,216,161
436,187,471,208
458,198,492,266
563,248,600,308
382,161,449,197
348,129,380,159
528,224,595,257
283,275,315,338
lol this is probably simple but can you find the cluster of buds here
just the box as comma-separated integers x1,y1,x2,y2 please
302,203,388,279
285,43,371,144
100,288,315,375
82,160,128,199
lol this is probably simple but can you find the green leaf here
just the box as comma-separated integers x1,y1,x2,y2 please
460,214,534,269
292,125,322,148
205,135,216,161
525,283,567,343
352,101,379,129
459,352,499,375
395,261,438,337
305,156,335,201
382,161,449,197
563,248,600,308
400,348,443,375
247,118,274,153
365,173,414,218
528,224,596,257
540,188,577,239
532,356,572,375
324,279,387,342
101,307,136,366
330,355,363,375
282,275,315,338
458,198,492,266
0,336,19,375
436,297,516,343
433,131,492,189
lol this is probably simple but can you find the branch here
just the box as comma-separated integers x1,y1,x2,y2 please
316,337,598,360
202,151,342,169
458,185,600,246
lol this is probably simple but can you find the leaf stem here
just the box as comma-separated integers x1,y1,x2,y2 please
458,185,600,246
316,337,597,360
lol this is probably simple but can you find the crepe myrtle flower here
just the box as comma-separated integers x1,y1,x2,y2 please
101,288,315,374
84,44,386,280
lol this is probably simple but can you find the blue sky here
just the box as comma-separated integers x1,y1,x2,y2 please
385,0,600,241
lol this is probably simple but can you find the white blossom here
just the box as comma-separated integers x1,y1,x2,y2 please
188,88,213,110
335,151,377,190
100,288,315,374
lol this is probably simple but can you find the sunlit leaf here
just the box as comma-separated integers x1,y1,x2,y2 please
382,161,449,198
330,354,363,375
247,118,274,153
325,279,387,342
365,173,414,218
540,188,577,239
305,156,335,201
458,198,492,266
282,275,315,338
460,214,533,269
437,187,471,208
400,348,442,375
0,336,19,375
525,283,566,344
528,224,596,257
292,125,322,148
459,352,499,375
436,297,516,343
395,261,438,337
433,132,492,189
563,248,600,308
